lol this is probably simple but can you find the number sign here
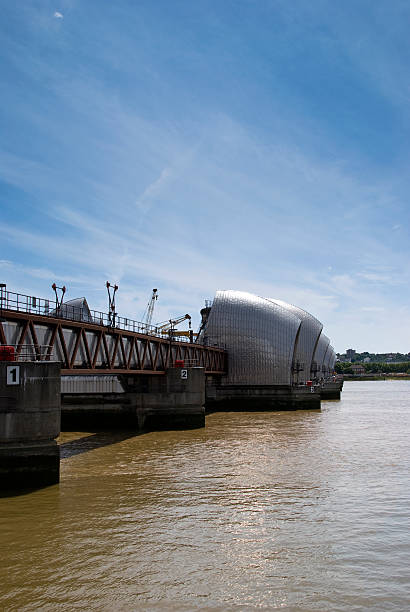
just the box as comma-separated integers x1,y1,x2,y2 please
6,365,20,386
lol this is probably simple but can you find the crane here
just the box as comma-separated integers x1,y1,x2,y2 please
170,330,199,339
142,288,158,332
154,313,197,342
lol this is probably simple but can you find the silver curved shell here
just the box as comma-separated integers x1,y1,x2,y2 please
201,290,335,386
203,290,301,385
268,298,323,383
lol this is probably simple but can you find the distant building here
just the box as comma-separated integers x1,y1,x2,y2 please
346,348,356,361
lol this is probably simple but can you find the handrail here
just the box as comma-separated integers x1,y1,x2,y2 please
3,344,53,362
0,288,225,348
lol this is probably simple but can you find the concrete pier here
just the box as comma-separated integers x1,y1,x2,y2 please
0,362,61,489
320,378,343,400
122,367,206,430
206,383,321,412
61,393,134,429
62,367,206,431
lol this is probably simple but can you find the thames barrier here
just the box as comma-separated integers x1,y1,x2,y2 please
0,285,342,488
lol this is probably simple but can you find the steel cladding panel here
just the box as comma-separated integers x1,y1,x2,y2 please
61,376,124,393
268,299,323,382
203,290,301,385
321,342,332,373
313,334,330,375
325,346,336,371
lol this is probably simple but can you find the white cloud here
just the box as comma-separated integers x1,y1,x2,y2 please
1,58,410,352
357,271,406,286
135,167,173,215
53,11,63,19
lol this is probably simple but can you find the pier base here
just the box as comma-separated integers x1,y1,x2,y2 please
62,368,206,431
206,383,321,411
0,362,61,490
0,440,59,489
320,379,343,400
124,367,206,430
61,393,135,429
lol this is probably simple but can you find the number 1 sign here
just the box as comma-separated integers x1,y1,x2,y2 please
6,365,20,386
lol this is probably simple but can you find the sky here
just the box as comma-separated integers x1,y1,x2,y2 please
1,0,410,353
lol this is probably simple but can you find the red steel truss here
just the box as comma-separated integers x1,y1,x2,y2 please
0,310,227,376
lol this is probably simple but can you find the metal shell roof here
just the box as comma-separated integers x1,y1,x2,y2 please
202,290,335,386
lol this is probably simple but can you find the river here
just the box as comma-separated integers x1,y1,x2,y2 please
1,380,409,610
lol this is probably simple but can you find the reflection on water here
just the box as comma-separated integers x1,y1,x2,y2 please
1,381,410,610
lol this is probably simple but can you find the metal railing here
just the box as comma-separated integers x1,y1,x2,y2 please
5,345,53,362
0,288,219,346
175,359,199,367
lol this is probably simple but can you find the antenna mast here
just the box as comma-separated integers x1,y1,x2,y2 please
52,283,66,314
106,281,118,327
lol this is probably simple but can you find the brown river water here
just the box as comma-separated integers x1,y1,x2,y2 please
1,380,410,611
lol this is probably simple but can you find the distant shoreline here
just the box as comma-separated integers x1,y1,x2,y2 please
343,375,410,381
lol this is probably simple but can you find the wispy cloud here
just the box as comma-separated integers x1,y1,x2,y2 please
136,167,173,213
357,272,404,285
2,1,410,351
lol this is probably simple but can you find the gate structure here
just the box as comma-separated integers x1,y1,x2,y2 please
0,290,227,376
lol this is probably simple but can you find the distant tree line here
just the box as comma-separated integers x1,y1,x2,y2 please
337,351,410,363
335,362,410,374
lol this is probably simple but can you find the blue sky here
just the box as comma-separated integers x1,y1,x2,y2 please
1,0,410,352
